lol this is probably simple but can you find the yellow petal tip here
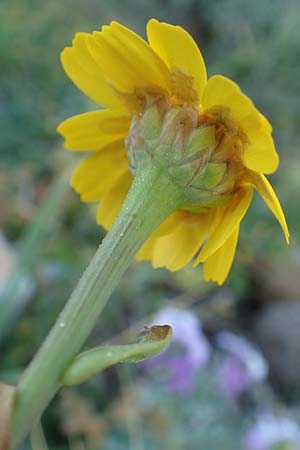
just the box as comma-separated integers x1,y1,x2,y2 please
285,232,290,245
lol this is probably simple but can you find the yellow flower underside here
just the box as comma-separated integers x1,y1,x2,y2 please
58,18,289,285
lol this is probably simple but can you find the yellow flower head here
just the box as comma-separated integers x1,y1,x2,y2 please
57,19,289,285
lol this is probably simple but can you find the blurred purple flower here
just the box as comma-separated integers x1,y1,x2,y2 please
144,307,210,394
216,331,268,397
217,356,250,398
244,412,300,450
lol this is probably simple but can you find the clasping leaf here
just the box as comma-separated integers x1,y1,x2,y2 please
61,325,172,386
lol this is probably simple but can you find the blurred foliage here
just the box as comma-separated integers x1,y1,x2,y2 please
1,0,300,449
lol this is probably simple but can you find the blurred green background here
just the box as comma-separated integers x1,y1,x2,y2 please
1,0,300,449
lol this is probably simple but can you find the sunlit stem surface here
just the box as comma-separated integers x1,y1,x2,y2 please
10,160,183,449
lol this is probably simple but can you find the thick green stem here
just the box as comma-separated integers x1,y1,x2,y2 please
10,161,183,449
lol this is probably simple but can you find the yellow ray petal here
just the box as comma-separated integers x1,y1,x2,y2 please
152,211,212,271
147,19,207,100
253,174,289,243
61,33,128,112
202,75,279,174
203,225,239,285
243,131,279,174
258,112,272,134
151,211,183,238
202,75,261,132
71,141,129,202
87,22,170,95
136,236,157,261
57,110,130,151
136,211,183,261
109,21,171,92
97,172,133,229
195,187,253,263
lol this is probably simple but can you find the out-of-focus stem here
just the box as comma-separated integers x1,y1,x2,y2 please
0,170,70,341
